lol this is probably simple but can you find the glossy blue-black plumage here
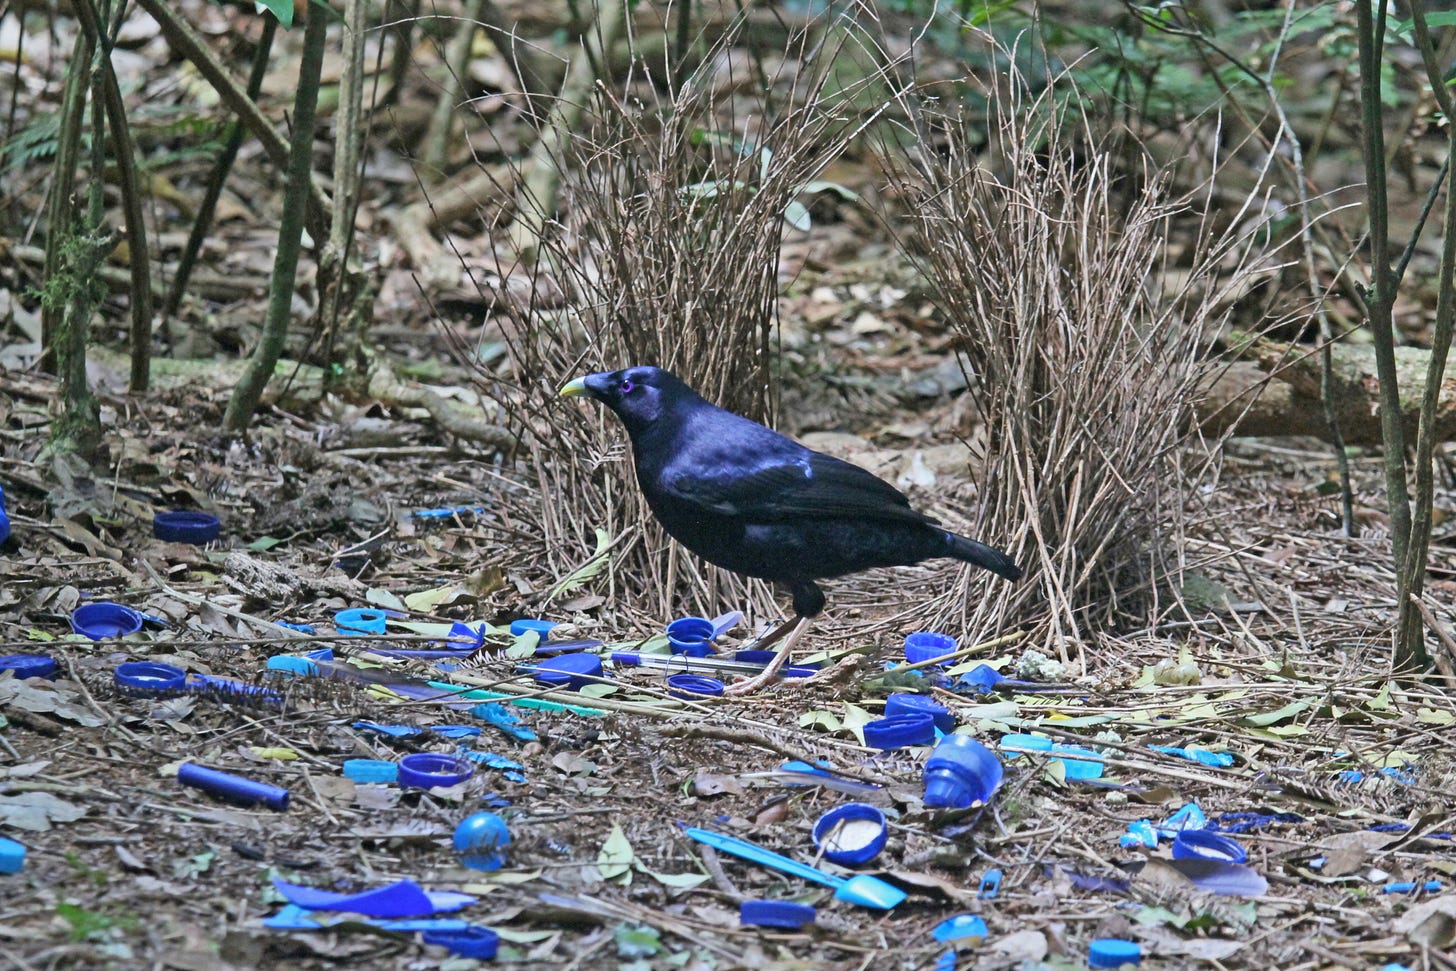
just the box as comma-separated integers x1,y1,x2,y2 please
565,366,1021,617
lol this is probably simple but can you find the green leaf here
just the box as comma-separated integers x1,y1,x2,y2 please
597,822,635,880
1238,700,1310,727
614,922,662,959
365,587,407,612
254,0,294,28
782,200,812,232
636,865,710,889
504,630,541,660
796,180,859,201
548,529,617,600
799,709,842,731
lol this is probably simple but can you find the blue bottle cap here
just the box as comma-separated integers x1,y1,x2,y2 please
71,602,144,640
422,926,499,959
343,759,399,784
114,661,187,695
903,631,958,665
811,802,888,865
509,618,558,640
863,713,936,750
530,652,603,691
453,812,511,871
924,735,1005,808
667,616,716,656
1171,829,1247,864
0,836,26,874
885,692,955,732
0,654,58,680
667,673,724,699
398,753,473,790
739,900,815,929
153,510,221,544
1089,938,1141,967
334,608,388,635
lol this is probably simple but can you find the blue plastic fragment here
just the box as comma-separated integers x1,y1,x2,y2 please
470,702,538,741
932,913,988,943
1149,744,1235,767
275,621,316,634
335,607,389,635
413,505,486,519
263,903,472,931
1156,803,1208,837
422,925,499,959
353,721,424,738
271,877,475,916
1209,811,1303,833
448,621,486,650
933,950,957,971
432,724,482,739
978,869,1002,899
1120,819,1159,848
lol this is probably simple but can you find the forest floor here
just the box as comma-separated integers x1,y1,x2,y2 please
4,1,1456,969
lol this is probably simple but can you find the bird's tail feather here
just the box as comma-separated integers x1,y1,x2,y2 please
946,533,1022,581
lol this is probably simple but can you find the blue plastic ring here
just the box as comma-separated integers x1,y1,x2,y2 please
1171,829,1248,864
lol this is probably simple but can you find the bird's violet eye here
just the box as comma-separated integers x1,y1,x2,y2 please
619,379,635,393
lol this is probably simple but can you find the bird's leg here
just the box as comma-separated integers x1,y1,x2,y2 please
723,614,810,696
723,581,823,696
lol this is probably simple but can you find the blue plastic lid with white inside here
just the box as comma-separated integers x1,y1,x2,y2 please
397,753,473,790
667,673,724,699
114,661,187,695
1171,829,1247,864
812,803,888,865
422,926,499,959
509,618,558,640
740,900,815,929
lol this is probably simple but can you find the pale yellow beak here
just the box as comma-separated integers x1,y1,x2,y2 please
558,376,589,397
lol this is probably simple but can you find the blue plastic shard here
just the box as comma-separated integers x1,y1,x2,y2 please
1119,819,1158,848
353,721,423,738
1149,744,1235,767
431,725,482,739
978,869,1002,899
470,702,538,741
1156,803,1207,837
271,877,475,916
932,913,988,943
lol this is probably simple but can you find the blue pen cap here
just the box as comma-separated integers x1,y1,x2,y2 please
904,631,958,665
863,713,936,750
812,802,888,865
885,693,955,732
177,762,290,811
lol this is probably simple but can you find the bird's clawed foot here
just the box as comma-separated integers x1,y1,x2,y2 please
723,615,811,696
